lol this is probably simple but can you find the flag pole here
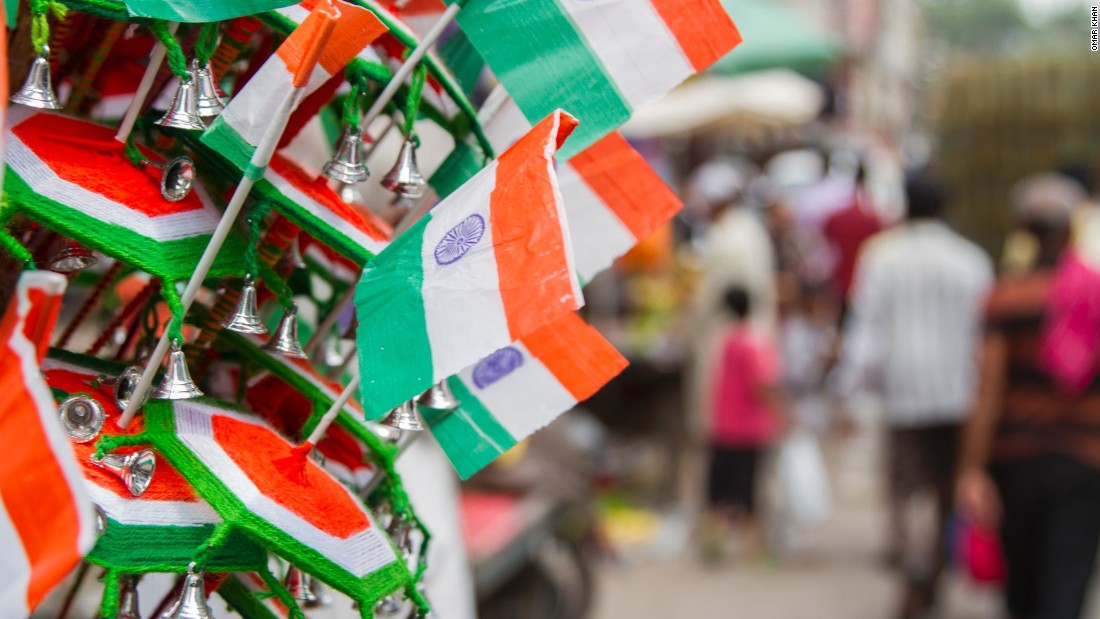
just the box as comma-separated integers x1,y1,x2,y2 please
304,375,360,446
114,22,179,144
119,16,338,428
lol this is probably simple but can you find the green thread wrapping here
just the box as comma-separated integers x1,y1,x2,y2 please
402,63,427,142
217,575,282,619
258,261,293,309
93,432,153,459
99,569,121,619
342,79,365,130
258,563,305,619
142,402,413,605
150,21,190,81
192,521,233,568
122,135,145,167
195,21,220,64
160,281,184,342
0,230,34,267
30,0,66,53
243,163,267,181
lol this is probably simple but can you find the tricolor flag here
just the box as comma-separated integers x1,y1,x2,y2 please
123,0,300,22
202,0,388,170
455,0,741,158
434,92,682,284
355,110,582,418
0,272,96,617
427,313,628,479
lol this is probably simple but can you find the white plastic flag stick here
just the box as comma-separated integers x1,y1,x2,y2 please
359,2,460,129
304,374,360,446
114,22,178,144
119,17,338,428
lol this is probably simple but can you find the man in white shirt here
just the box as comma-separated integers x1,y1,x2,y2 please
834,173,993,619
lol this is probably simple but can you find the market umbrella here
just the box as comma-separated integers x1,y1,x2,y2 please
143,398,411,603
712,0,840,77
622,70,825,138
43,358,266,574
3,108,245,283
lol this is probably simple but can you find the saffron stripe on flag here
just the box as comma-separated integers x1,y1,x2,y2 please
648,0,743,70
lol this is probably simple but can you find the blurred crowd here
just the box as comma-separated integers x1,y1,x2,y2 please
686,149,1100,619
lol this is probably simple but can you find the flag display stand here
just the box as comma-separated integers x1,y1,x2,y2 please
0,0,743,616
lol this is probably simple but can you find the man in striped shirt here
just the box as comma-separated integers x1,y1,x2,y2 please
835,173,993,618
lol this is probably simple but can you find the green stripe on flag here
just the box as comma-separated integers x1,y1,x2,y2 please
201,116,254,172
355,219,434,419
456,0,632,159
437,29,485,99
425,377,517,480
123,0,299,22
5,0,17,29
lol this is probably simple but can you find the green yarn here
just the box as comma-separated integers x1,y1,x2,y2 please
257,261,293,310
342,79,365,130
218,574,283,619
402,63,427,141
160,281,185,343
142,400,414,606
87,518,267,573
195,21,220,64
29,0,66,53
99,569,121,619
257,562,305,619
150,21,191,81
93,432,152,459
192,521,234,569
0,230,34,267
54,0,129,21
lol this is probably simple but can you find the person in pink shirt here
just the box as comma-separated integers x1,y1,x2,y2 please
702,286,786,560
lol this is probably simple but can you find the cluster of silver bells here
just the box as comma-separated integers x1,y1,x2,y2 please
323,126,426,204
155,59,228,131
11,50,226,130
220,275,308,359
380,380,461,433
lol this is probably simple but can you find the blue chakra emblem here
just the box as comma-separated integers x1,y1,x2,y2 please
434,214,486,265
472,346,524,389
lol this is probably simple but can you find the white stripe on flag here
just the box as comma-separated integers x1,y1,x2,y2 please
421,161,511,376
557,0,693,108
0,500,32,619
5,135,221,242
173,403,396,578
458,342,576,441
557,162,636,282
14,274,97,554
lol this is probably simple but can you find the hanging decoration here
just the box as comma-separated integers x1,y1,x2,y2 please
0,0,747,614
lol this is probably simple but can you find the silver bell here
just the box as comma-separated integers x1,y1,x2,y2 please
49,241,98,273
152,339,204,400
322,126,369,183
92,449,156,497
381,138,426,199
283,565,322,608
382,400,422,432
190,59,226,118
59,395,106,443
416,381,459,413
159,156,196,202
11,50,61,110
118,574,142,619
220,275,267,335
262,304,307,359
155,78,207,131
160,564,214,619
115,366,148,410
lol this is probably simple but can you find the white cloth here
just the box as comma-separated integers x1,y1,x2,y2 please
836,220,993,427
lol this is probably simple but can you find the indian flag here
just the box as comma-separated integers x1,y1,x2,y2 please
455,0,741,158
426,313,627,479
0,273,96,617
355,110,582,419
202,0,388,170
435,91,682,283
